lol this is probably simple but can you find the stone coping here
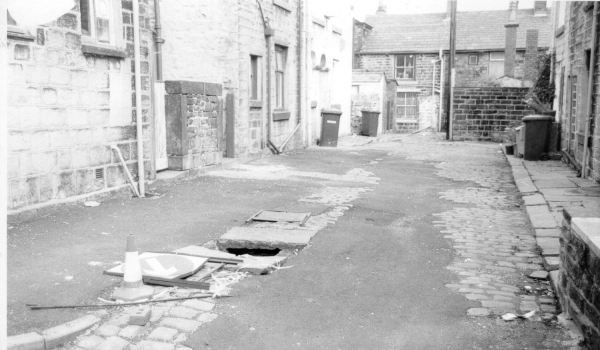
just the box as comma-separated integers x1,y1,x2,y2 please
571,217,600,258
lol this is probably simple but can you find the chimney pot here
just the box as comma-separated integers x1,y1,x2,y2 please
376,0,387,14
534,1,547,16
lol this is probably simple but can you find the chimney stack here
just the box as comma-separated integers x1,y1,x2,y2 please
376,0,387,15
504,1,519,77
534,1,547,16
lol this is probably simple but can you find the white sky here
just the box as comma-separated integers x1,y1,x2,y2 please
343,0,540,21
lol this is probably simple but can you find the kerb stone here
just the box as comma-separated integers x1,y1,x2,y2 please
42,315,101,349
526,205,557,229
7,332,45,350
217,226,318,250
523,194,546,206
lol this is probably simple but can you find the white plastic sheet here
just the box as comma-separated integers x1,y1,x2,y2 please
7,0,76,33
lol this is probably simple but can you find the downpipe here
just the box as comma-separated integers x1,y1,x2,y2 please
133,0,145,196
582,2,598,179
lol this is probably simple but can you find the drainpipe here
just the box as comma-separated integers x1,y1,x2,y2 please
438,49,444,132
0,0,8,343
256,0,281,154
154,0,164,81
133,0,145,196
582,1,598,178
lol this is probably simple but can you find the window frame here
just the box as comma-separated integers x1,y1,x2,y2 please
395,54,415,80
395,91,419,121
275,45,287,109
468,54,479,65
79,0,124,50
250,55,260,101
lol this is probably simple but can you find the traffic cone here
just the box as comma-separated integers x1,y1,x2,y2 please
112,234,154,301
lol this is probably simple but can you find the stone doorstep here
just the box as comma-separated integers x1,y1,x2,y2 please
536,237,561,257
543,256,560,271
571,217,600,258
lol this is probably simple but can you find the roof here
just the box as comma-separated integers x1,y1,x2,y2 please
360,8,551,54
352,70,386,83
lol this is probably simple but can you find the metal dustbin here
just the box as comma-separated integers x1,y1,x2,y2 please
522,115,553,161
361,110,381,137
320,108,343,147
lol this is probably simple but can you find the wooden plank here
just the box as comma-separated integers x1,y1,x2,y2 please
154,82,168,170
190,263,226,281
226,93,235,158
143,277,211,290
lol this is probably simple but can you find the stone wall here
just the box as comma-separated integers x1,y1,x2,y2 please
7,0,154,211
559,217,600,349
452,87,534,142
164,81,223,170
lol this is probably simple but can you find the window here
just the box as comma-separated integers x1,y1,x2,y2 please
489,52,505,79
80,0,123,48
395,55,415,80
250,55,259,100
275,46,287,109
468,55,479,65
395,92,418,120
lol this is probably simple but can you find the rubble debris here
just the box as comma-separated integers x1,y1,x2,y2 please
529,270,549,280
502,310,540,322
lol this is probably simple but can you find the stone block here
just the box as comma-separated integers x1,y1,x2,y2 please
148,327,178,341
41,108,67,127
159,317,202,332
41,88,58,105
71,148,89,169
26,177,39,205
165,80,204,95
523,194,546,206
49,67,71,85
118,325,147,339
526,205,557,229
88,109,110,125
30,131,50,150
128,306,151,325
77,334,105,349
168,154,193,171
166,94,188,155
7,332,45,350
9,131,31,152
14,44,30,61
95,323,121,337
89,145,112,167
42,315,101,349
181,299,215,312
168,307,200,319
205,82,223,96
537,237,560,256
106,164,127,187
217,226,318,251
535,228,561,238
130,341,175,350
76,169,104,195
39,174,56,203
94,336,129,350
544,256,560,271
57,171,76,199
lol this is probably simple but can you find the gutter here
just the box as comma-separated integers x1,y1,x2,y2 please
582,1,598,179
133,0,146,196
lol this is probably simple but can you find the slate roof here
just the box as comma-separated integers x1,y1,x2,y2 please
352,70,387,83
360,8,551,54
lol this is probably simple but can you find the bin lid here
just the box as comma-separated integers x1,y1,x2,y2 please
360,110,381,114
522,115,554,122
321,108,342,115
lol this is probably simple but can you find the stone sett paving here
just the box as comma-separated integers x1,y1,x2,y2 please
386,136,558,317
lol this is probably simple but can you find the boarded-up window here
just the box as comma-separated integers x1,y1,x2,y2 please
396,92,418,120
489,52,505,79
250,55,259,100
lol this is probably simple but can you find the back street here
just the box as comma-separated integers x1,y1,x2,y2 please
7,134,584,349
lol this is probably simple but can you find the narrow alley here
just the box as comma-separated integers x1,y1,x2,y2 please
8,134,583,349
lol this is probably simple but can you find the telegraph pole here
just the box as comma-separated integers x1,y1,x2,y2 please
446,0,457,140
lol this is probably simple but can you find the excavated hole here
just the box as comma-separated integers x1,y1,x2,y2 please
226,248,281,256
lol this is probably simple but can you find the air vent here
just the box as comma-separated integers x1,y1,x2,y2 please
95,168,104,179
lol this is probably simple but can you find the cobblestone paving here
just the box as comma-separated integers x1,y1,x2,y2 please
380,135,558,317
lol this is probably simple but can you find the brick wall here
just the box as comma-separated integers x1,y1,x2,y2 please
559,217,600,349
452,87,534,142
164,81,223,170
7,0,154,211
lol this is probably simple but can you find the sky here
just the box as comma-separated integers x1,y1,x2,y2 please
345,0,540,21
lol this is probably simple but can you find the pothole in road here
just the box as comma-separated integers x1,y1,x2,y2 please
226,248,282,257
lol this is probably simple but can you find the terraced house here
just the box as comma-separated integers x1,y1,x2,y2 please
6,0,352,213
352,1,551,135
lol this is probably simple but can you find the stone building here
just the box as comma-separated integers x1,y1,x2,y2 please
6,0,353,212
7,0,156,213
352,1,551,134
551,1,600,182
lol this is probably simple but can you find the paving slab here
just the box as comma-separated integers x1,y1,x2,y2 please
543,256,560,271
217,226,318,250
223,254,289,275
525,206,558,229
534,228,561,238
514,176,538,194
536,237,560,256
533,179,578,189
522,194,546,206
540,188,599,197
173,245,238,259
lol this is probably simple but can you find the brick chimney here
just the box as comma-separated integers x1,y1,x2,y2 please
523,29,539,86
376,0,387,14
534,1,547,16
504,1,519,77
